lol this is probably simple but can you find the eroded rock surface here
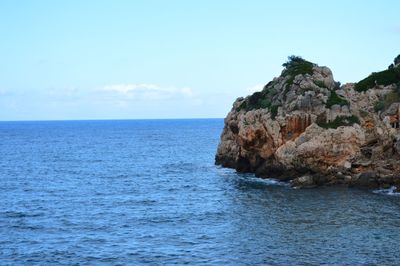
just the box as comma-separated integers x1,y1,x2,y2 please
216,55,400,188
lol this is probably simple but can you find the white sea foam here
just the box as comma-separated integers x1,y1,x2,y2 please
247,176,290,187
373,186,400,196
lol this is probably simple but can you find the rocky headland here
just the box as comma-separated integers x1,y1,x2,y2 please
216,55,400,189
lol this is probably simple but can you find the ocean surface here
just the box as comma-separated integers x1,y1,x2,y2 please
1,119,400,265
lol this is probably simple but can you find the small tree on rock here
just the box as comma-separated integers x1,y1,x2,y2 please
395,54,400,66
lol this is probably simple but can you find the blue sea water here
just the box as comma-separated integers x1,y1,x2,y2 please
1,119,400,265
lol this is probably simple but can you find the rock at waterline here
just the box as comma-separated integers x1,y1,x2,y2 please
216,55,400,188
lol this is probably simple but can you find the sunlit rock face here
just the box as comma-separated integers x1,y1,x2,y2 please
216,55,400,188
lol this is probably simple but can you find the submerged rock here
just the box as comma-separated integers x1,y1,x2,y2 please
291,175,316,188
216,55,400,188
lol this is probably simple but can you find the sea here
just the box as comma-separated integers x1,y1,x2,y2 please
1,119,400,265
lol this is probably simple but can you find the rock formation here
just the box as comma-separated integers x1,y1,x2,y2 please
216,55,400,188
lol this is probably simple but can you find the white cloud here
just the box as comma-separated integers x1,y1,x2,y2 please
245,83,264,94
101,83,194,99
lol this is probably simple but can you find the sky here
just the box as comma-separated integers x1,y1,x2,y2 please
0,0,399,121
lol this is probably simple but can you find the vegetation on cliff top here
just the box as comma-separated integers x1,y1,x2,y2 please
236,56,315,114
388,55,400,69
282,55,314,85
355,55,400,92
236,89,280,119
236,55,400,120
236,78,280,114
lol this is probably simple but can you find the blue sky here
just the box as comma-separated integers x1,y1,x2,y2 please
0,0,399,120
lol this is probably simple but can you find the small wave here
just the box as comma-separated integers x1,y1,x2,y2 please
217,167,289,187
260,178,290,187
373,186,400,196
237,176,290,188
11,224,45,230
1,211,44,218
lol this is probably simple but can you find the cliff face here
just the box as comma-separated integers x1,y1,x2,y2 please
216,56,400,188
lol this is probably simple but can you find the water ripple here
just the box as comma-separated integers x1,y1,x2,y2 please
1,119,400,265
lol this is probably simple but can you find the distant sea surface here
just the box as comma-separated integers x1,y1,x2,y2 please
1,119,400,265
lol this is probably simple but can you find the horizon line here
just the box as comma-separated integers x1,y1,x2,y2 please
0,117,225,123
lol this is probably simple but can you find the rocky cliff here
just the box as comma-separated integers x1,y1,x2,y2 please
216,55,400,188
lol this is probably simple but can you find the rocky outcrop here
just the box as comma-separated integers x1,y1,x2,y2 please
216,55,400,188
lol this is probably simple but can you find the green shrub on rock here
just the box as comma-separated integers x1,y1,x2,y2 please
325,90,349,108
314,80,328,89
395,54,400,66
374,100,385,112
371,87,400,113
270,105,279,119
355,55,400,92
317,115,360,129
282,56,314,85
355,68,400,92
